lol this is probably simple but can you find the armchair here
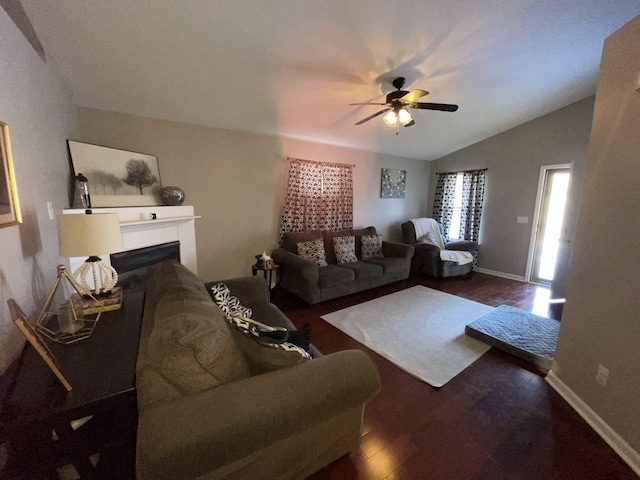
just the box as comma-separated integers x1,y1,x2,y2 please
401,219,478,278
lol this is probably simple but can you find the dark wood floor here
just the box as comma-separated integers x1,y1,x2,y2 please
271,273,637,480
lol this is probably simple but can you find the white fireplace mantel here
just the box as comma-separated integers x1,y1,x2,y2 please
62,206,200,283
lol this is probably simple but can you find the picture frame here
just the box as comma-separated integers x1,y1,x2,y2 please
67,140,162,207
0,122,22,228
380,168,406,198
8,299,72,391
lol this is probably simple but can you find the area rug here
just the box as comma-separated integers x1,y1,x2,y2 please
320,286,494,387
465,304,559,372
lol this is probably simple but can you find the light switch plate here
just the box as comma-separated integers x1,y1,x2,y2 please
517,216,528,224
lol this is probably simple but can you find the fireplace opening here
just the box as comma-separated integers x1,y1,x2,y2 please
111,241,180,293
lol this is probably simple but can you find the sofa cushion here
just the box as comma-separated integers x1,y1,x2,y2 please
318,264,355,288
361,234,384,259
145,262,251,397
297,238,328,267
282,230,322,254
333,236,358,264
322,229,352,264
364,257,407,275
339,261,383,280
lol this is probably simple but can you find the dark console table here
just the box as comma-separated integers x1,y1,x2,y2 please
0,291,145,479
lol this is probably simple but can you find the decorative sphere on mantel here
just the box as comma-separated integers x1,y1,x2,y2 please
160,186,185,206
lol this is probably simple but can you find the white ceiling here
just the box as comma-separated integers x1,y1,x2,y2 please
22,1,640,161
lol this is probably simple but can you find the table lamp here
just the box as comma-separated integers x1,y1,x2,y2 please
57,212,124,296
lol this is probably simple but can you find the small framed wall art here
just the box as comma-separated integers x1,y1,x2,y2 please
380,168,406,199
0,122,22,228
67,141,162,207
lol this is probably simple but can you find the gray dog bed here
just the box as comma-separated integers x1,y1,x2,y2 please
465,305,560,371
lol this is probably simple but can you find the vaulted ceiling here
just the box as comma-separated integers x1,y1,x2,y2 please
22,1,640,161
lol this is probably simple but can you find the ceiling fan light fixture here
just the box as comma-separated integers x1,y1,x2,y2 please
383,110,398,127
398,108,412,125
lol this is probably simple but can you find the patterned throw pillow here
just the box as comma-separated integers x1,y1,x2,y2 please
361,234,384,259
333,236,357,264
297,238,328,267
209,283,253,318
227,315,311,374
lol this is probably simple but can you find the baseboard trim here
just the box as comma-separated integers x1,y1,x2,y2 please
474,268,527,282
546,371,640,476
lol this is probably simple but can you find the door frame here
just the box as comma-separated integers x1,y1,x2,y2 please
525,163,571,283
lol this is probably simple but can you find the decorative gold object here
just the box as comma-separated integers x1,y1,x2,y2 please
8,298,72,391
35,265,102,345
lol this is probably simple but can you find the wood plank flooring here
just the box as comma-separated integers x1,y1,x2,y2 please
271,273,637,480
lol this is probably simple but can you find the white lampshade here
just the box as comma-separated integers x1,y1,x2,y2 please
57,213,124,257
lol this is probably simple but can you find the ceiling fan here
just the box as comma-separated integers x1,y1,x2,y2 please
350,77,458,134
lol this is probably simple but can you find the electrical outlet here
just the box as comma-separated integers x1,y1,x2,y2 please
47,201,55,220
596,364,609,387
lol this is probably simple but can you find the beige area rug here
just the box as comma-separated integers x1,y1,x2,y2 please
321,286,494,387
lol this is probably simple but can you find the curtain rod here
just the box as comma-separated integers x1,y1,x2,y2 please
287,157,355,168
435,168,487,175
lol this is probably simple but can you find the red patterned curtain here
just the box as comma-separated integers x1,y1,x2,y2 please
278,158,353,243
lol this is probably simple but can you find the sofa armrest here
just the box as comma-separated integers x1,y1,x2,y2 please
271,248,319,283
137,349,380,479
413,242,441,260
445,240,478,252
381,241,414,259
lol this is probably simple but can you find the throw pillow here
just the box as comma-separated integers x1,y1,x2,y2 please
209,283,253,318
297,238,328,267
333,236,357,264
361,234,384,259
227,316,311,375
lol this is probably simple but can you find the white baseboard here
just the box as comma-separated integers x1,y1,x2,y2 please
545,371,640,476
474,268,527,282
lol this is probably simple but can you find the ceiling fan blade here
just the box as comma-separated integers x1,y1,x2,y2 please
414,102,458,112
403,119,416,127
355,108,391,125
401,89,428,103
349,102,388,106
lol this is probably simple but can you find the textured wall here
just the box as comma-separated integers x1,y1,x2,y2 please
0,8,77,373
553,15,640,456
76,107,430,282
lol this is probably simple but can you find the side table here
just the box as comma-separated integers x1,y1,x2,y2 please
0,291,145,479
252,264,279,289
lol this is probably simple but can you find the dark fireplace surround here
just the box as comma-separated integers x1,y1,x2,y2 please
110,241,180,293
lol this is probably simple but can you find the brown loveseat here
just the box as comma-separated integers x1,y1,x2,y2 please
135,261,381,479
272,226,414,305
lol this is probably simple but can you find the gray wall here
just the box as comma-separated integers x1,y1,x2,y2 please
0,8,78,373
428,97,595,278
76,108,430,282
553,15,640,455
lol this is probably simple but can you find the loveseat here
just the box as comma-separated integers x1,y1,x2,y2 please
272,226,414,305
135,260,381,479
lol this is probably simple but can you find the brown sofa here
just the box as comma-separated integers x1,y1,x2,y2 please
272,226,414,305
135,261,381,479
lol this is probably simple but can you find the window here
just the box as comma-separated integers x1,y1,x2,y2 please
447,172,464,240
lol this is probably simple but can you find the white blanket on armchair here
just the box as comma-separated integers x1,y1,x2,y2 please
410,218,474,266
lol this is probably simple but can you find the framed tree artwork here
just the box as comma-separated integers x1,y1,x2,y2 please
0,122,22,228
67,141,163,207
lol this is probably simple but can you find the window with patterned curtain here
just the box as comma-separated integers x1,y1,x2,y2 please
432,172,458,236
278,158,353,243
459,169,486,242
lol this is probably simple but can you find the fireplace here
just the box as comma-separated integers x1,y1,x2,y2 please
63,205,199,292
111,241,181,292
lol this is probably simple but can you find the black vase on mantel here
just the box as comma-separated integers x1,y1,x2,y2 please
160,186,185,206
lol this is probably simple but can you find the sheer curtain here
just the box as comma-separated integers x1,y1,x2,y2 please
459,169,486,242
432,172,458,237
278,158,353,243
